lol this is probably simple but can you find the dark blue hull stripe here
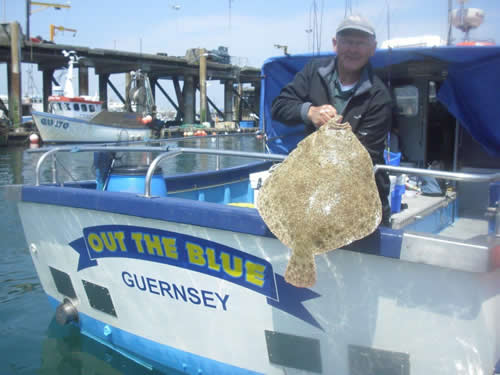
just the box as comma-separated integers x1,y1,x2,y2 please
21,185,403,258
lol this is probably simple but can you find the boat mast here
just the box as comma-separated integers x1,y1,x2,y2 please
447,0,453,45
62,50,77,98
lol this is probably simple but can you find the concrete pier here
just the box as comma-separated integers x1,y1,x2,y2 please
0,22,262,131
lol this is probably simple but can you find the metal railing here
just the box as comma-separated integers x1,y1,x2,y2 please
30,131,266,183
33,145,285,194
32,143,499,197
373,164,500,183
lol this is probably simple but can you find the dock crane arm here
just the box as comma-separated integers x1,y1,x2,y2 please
50,24,77,42
30,1,71,15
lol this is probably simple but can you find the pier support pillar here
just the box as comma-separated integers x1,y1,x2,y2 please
42,69,54,112
98,73,109,110
199,49,207,123
125,72,131,111
234,83,242,122
8,22,22,127
253,81,261,121
224,80,234,121
182,75,195,124
78,66,89,96
173,76,184,122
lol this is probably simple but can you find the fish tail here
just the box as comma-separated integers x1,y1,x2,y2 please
284,250,317,288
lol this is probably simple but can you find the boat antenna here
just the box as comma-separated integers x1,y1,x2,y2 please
344,0,352,17
228,0,234,35
228,0,234,55
61,50,79,98
309,0,324,54
447,0,453,45
387,1,392,41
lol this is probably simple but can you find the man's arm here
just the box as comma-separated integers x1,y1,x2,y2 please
271,61,315,126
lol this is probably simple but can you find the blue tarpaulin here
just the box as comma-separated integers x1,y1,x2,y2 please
260,46,500,157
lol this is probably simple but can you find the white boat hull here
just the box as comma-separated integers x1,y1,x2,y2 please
32,111,152,143
15,192,500,375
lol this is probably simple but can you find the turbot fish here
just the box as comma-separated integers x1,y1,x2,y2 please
256,115,381,287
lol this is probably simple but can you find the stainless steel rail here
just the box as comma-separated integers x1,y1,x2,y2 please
34,145,285,190
143,148,286,197
374,165,500,183
34,145,499,195
34,145,170,186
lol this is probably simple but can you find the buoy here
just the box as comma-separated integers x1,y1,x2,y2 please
256,134,264,140
29,133,39,144
141,115,153,124
55,298,79,325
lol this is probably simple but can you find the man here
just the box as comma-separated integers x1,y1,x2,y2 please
271,14,392,225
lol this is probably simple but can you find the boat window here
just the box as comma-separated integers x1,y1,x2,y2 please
64,103,71,111
394,85,418,117
81,104,87,112
89,105,96,112
73,103,80,111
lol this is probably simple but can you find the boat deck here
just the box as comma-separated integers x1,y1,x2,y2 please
439,216,489,242
390,190,490,242
390,192,456,230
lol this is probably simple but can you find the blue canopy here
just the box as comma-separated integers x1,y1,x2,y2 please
260,46,500,157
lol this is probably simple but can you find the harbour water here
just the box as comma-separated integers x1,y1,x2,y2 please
0,135,264,375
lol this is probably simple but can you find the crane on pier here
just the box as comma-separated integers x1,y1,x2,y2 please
26,1,72,40
49,24,77,42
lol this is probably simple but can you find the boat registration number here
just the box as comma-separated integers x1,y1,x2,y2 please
41,118,69,129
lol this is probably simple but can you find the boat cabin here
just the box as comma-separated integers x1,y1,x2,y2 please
261,46,500,232
48,96,103,121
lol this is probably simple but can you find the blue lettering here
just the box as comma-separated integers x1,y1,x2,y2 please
122,271,134,287
201,290,216,309
158,280,173,298
187,287,201,305
134,274,146,291
173,284,187,302
120,272,229,311
146,277,160,295
63,122,69,129
215,293,229,311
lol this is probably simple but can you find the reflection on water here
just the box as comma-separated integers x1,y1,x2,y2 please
27,135,265,185
0,135,263,374
40,319,174,375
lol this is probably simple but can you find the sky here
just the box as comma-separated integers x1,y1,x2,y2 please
1,0,499,110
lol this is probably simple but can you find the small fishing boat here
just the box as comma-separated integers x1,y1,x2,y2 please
6,46,500,374
31,51,155,143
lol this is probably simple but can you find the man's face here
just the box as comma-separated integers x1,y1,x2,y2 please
333,30,376,74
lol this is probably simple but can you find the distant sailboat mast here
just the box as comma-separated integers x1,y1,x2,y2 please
447,0,453,45
62,50,78,98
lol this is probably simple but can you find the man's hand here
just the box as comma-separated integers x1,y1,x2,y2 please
307,105,341,128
